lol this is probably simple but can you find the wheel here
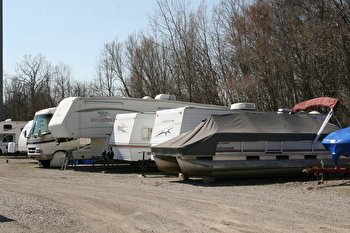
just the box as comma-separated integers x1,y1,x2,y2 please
51,151,68,168
0,149,3,156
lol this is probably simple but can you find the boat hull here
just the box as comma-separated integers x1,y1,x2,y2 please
322,127,350,163
176,156,350,178
153,155,181,174
323,143,350,162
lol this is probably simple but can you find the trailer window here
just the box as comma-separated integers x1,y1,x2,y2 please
3,124,12,130
141,128,152,141
2,135,14,143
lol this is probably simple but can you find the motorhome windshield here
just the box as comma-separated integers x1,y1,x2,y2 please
30,114,53,137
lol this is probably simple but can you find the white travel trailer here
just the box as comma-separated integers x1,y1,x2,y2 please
18,120,33,153
149,106,240,171
109,112,156,161
47,95,229,167
27,108,90,167
150,106,237,146
0,119,28,155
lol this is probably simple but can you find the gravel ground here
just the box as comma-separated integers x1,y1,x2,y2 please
0,157,350,233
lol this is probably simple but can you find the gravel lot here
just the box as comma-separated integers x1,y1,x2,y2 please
0,157,350,233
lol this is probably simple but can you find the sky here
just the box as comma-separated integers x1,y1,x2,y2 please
4,0,161,81
4,0,220,82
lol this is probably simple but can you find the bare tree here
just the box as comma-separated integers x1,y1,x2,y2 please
94,39,131,97
51,63,73,104
3,75,31,120
12,54,54,116
93,60,116,97
151,0,204,102
125,34,176,98
71,80,88,97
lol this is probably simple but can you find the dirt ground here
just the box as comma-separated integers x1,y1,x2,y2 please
0,157,350,233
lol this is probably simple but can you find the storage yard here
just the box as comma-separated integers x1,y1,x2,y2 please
1,158,350,233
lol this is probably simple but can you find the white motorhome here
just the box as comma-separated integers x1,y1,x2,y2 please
0,119,28,155
18,120,33,153
46,95,229,167
109,112,156,161
27,108,90,167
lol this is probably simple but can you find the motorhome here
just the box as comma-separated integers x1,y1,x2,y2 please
27,108,90,167
43,94,229,167
109,112,156,161
149,106,241,171
0,119,28,155
18,120,33,153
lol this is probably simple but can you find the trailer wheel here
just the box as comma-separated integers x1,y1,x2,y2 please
50,151,69,169
51,151,69,169
0,149,2,156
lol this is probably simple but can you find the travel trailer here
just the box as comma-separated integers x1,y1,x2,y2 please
151,97,349,179
27,108,90,167
42,94,229,167
109,106,239,163
150,106,240,171
109,112,156,161
0,119,28,155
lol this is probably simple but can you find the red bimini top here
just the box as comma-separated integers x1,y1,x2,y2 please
291,97,339,114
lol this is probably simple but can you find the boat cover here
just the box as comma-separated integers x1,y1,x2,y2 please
291,97,339,113
151,111,339,156
322,127,350,163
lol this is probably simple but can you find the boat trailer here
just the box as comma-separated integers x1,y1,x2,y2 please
303,160,350,184
303,166,350,175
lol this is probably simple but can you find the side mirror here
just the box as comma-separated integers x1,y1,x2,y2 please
24,130,27,138
38,128,42,137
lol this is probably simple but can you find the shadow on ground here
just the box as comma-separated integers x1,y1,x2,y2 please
172,174,350,187
0,215,15,223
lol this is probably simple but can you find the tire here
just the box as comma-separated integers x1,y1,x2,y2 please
51,151,68,168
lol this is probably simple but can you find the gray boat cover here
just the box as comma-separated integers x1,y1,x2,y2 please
151,111,340,156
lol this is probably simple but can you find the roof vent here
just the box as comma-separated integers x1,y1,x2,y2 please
230,103,256,111
142,96,152,100
309,110,321,115
277,108,291,114
155,94,176,101
308,111,326,121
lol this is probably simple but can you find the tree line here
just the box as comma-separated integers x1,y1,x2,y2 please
3,0,350,124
